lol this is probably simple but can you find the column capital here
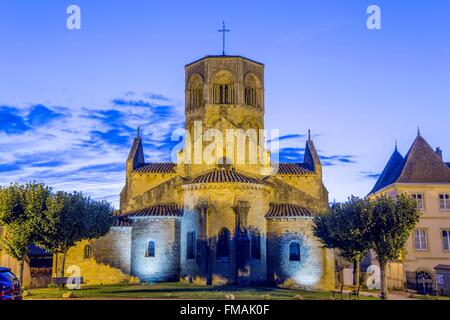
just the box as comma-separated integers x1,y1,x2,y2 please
195,200,209,213
232,200,250,214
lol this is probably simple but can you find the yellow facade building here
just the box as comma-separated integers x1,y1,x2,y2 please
368,133,450,293
55,55,335,289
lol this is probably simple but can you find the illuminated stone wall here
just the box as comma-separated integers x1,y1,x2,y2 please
128,172,177,201
180,208,201,279
266,218,335,290
55,228,132,285
180,183,270,285
130,217,181,282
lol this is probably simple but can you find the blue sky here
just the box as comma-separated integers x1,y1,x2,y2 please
1,0,449,207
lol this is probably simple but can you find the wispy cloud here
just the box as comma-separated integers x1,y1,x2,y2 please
0,106,31,134
320,154,356,166
0,93,183,208
27,104,65,126
268,132,357,166
267,134,305,143
360,171,381,179
272,147,305,162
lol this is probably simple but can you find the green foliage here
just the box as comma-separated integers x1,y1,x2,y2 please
0,183,114,265
34,191,114,254
369,194,421,265
313,196,373,263
83,197,115,240
314,194,421,265
0,183,52,260
0,183,26,224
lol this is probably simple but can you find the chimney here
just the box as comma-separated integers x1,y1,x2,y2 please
436,147,443,160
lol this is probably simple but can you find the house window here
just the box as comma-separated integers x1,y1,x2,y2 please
442,230,450,251
439,194,450,210
146,241,155,257
414,229,428,251
83,245,92,260
187,231,196,260
411,193,424,210
289,241,301,261
217,228,230,260
250,231,261,260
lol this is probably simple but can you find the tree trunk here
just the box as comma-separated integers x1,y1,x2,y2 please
59,249,68,278
353,258,360,287
379,262,389,299
17,258,25,286
54,252,58,278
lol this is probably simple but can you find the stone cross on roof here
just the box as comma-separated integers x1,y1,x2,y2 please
218,21,230,56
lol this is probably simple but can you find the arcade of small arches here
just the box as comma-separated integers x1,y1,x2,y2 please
187,71,262,110
131,226,302,265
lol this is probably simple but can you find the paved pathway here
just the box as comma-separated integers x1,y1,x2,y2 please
359,290,417,300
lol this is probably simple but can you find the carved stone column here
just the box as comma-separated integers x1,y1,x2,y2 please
232,201,251,285
194,201,209,278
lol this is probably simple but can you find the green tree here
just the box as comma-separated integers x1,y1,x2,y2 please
369,194,421,299
313,196,373,287
0,183,52,284
34,191,114,279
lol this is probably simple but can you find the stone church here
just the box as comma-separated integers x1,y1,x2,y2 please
57,55,335,289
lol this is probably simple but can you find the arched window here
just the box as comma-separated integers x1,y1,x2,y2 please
251,230,261,260
217,228,230,260
189,74,203,110
289,241,300,261
146,240,155,257
83,245,92,260
212,71,234,104
244,74,261,108
187,231,196,260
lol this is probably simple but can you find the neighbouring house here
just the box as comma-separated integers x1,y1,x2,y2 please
367,132,450,293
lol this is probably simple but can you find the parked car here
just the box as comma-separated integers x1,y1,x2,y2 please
0,267,22,300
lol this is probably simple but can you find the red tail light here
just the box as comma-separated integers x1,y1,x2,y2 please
0,283,13,297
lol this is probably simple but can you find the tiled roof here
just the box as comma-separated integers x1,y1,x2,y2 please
434,264,450,271
275,163,314,175
134,163,176,173
396,136,450,183
124,205,183,218
265,203,312,218
370,135,450,194
190,169,265,184
112,216,132,227
370,149,404,194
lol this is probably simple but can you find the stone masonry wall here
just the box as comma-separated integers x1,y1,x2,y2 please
266,218,335,290
58,227,132,285
130,217,181,282
180,183,269,285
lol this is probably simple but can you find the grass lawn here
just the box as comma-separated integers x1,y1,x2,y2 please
415,294,450,300
26,282,379,300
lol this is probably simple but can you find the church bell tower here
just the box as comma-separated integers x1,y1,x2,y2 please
185,55,265,130
180,55,269,177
